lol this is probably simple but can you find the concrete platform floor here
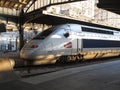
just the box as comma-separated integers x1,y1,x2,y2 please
1,59,120,90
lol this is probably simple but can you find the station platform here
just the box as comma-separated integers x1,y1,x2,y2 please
1,59,120,90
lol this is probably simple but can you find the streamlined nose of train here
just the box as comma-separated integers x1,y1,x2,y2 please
20,49,34,60
20,41,40,60
20,49,28,59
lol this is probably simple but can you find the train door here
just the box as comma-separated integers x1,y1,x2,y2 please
71,39,82,54
77,39,82,52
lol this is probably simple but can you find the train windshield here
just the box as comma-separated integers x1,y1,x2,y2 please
33,27,55,40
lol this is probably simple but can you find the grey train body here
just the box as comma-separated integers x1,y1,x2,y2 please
20,24,120,65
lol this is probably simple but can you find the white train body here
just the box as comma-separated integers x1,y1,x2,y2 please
20,24,120,65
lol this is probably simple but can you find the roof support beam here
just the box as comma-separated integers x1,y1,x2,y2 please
97,0,120,14
97,4,120,9
1,0,27,5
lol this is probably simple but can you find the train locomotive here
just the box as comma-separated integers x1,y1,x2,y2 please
20,23,120,65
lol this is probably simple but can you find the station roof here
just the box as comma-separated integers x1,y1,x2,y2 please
97,0,120,15
26,10,120,31
0,0,84,10
0,0,32,9
0,0,119,15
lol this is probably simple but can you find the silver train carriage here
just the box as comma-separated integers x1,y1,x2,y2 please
20,24,120,65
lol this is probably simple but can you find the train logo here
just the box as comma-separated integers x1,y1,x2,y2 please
64,42,72,48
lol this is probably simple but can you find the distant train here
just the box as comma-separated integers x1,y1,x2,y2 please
20,23,120,65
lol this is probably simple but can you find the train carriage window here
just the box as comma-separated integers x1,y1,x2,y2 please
82,27,113,35
33,27,55,39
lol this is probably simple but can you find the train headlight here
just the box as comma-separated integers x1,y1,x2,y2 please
31,45,38,48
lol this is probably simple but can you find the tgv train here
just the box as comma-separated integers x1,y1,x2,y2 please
20,23,120,65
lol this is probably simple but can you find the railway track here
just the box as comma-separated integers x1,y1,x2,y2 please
14,56,120,78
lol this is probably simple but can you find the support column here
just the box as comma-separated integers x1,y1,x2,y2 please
19,9,24,50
